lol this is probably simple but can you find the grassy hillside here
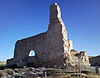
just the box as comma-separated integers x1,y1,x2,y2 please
89,55,100,66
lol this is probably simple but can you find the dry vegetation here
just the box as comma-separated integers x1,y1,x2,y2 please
89,74,100,78
0,61,6,65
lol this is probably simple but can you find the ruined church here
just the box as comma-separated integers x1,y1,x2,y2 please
7,3,90,68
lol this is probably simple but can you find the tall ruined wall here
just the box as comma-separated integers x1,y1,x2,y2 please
46,3,71,67
7,3,75,68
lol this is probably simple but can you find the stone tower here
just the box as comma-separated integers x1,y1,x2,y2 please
47,3,73,67
7,3,74,68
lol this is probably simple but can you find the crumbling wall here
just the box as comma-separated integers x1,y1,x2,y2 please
79,51,90,65
70,50,90,68
7,3,90,69
7,32,47,66
7,3,73,68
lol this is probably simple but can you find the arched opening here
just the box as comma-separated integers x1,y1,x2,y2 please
29,50,36,56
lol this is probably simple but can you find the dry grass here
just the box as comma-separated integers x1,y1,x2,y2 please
90,74,100,78
0,61,6,65
0,69,13,77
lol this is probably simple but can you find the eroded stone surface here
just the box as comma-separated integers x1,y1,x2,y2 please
79,51,90,65
7,3,90,69
70,50,90,67
7,3,73,68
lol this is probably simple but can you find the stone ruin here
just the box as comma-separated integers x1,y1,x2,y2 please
7,3,90,68
71,50,90,66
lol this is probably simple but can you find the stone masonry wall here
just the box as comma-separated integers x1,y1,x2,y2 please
7,3,75,68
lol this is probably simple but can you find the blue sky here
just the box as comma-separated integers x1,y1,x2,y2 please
0,0,100,61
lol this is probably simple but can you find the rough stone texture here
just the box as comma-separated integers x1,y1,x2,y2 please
78,51,90,66
70,50,90,67
7,3,90,68
7,3,73,68
68,40,73,51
